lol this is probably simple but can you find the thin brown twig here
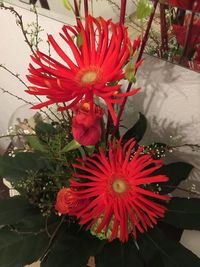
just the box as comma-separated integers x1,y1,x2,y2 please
0,2,36,56
0,86,53,122
40,216,65,262
168,143,200,151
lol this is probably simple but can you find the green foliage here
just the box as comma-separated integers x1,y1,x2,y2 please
163,197,200,230
41,224,105,267
27,135,47,152
0,196,56,267
138,227,200,267
0,196,40,225
0,152,51,183
123,113,147,143
96,239,144,267
0,226,49,267
61,139,81,153
153,162,193,194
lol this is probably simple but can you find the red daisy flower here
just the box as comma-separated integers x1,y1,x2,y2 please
168,0,200,12
173,14,200,49
70,138,170,242
26,16,140,125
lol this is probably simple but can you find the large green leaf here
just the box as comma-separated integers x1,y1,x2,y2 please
0,152,51,182
123,113,147,143
41,225,104,267
154,162,193,194
0,226,49,267
0,196,40,225
138,227,200,267
163,197,200,230
95,238,145,267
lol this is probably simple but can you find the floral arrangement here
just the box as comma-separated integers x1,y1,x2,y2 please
0,1,200,267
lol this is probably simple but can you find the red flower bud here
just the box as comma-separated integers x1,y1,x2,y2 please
72,101,104,146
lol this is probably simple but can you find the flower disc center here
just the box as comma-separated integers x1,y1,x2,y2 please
81,71,97,84
112,179,127,194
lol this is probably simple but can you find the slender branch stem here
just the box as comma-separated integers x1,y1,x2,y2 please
0,3,36,56
40,216,65,262
0,134,36,139
120,0,127,24
0,65,29,89
74,0,80,22
111,0,159,140
169,143,200,151
84,0,89,17
0,86,54,122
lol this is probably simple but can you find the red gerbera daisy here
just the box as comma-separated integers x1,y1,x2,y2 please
26,16,140,125
70,138,170,242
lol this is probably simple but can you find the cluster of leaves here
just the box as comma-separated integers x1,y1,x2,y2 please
0,119,81,215
0,114,200,267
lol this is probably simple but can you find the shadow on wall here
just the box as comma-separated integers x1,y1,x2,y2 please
121,55,200,192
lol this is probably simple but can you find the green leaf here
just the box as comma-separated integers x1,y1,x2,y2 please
27,136,47,152
35,121,57,136
61,139,81,153
0,196,40,225
0,226,49,267
163,197,200,230
136,0,154,20
123,113,147,143
154,163,193,194
0,152,51,183
138,227,200,267
41,225,104,267
96,239,144,267
63,0,71,10
125,61,136,83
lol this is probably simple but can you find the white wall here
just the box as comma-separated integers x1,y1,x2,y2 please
0,2,200,259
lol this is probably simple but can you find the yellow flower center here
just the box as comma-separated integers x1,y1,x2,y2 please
81,71,98,84
75,66,103,87
112,179,127,194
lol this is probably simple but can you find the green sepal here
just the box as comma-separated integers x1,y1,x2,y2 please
61,139,81,153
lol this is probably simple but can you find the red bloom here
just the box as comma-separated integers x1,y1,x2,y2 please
55,188,77,214
26,16,140,125
72,101,104,146
173,14,200,49
168,0,200,12
70,138,170,242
